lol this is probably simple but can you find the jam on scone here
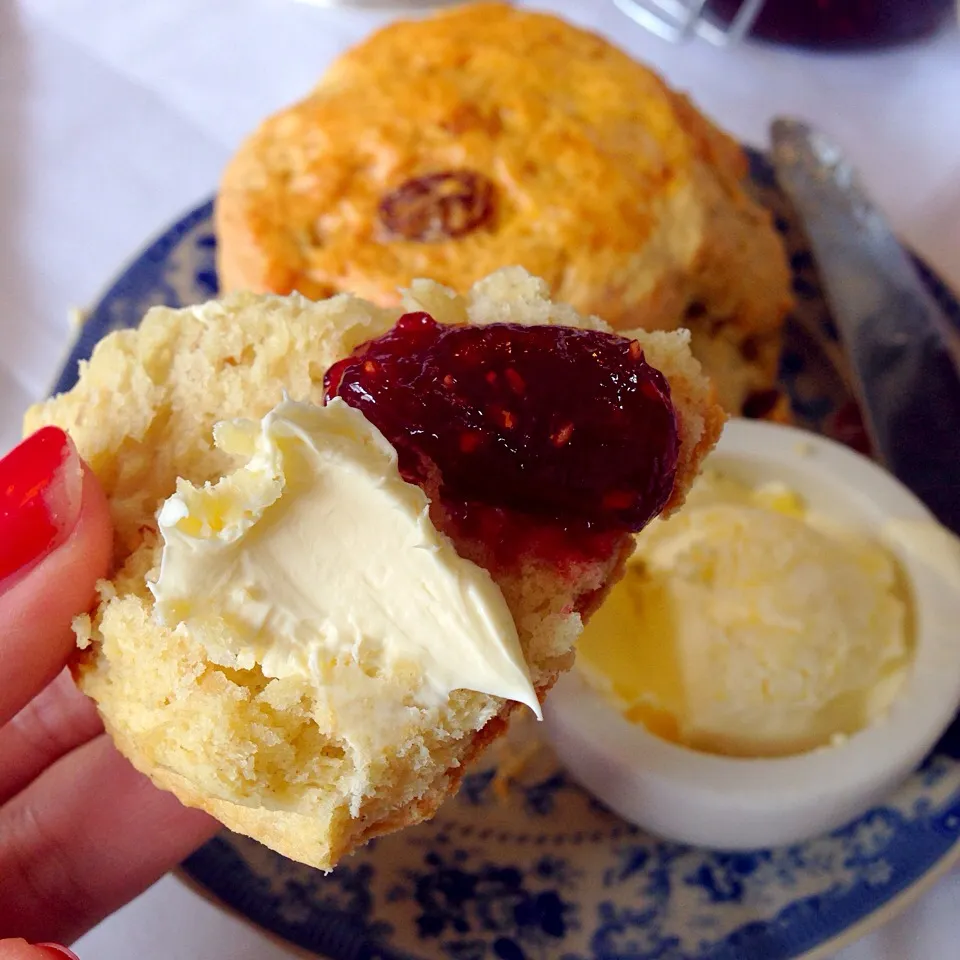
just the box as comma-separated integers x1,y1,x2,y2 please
325,314,680,568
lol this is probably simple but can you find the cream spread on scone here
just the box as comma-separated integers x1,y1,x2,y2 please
150,396,541,721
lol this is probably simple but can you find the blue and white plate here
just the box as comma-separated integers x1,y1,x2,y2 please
56,152,960,960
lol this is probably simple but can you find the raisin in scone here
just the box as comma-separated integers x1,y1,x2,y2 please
216,1,791,418
25,268,723,871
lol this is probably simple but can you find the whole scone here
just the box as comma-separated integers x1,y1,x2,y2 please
216,1,791,417
26,268,723,871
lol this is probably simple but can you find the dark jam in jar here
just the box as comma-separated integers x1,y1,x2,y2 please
707,0,955,49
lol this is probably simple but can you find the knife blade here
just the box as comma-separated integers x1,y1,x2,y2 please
770,117,960,534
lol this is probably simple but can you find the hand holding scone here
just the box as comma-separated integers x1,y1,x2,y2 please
0,428,216,945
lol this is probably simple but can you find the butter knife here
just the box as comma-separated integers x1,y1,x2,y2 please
770,118,960,534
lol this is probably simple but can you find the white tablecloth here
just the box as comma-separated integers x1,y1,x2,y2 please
3,1,960,956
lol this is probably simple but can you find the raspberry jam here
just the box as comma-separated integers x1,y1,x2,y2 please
324,314,679,539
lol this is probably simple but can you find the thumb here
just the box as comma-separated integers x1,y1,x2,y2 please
0,427,113,725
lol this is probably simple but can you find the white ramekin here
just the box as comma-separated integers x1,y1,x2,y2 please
543,418,960,850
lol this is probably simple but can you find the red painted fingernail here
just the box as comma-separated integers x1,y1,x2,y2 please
0,427,83,587
33,945,81,960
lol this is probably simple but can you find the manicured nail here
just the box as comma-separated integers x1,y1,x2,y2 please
33,945,81,960
0,427,83,586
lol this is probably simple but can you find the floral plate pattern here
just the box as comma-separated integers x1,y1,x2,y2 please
54,152,960,960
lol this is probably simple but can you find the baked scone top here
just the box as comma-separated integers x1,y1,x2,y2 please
217,1,790,348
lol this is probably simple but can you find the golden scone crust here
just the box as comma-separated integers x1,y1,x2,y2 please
216,1,791,417
26,268,723,871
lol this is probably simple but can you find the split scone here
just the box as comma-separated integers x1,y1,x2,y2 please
25,268,723,870
216,1,792,418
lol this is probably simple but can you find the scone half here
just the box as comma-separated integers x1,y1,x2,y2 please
26,268,723,870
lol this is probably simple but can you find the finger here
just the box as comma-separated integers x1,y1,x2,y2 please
0,428,113,726
0,942,78,960
0,669,103,804
0,732,218,944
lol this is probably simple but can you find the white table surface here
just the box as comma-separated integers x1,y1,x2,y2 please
3,1,960,956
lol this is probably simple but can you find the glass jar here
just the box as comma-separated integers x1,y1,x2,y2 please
292,0,464,8
614,0,957,49
709,0,956,49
